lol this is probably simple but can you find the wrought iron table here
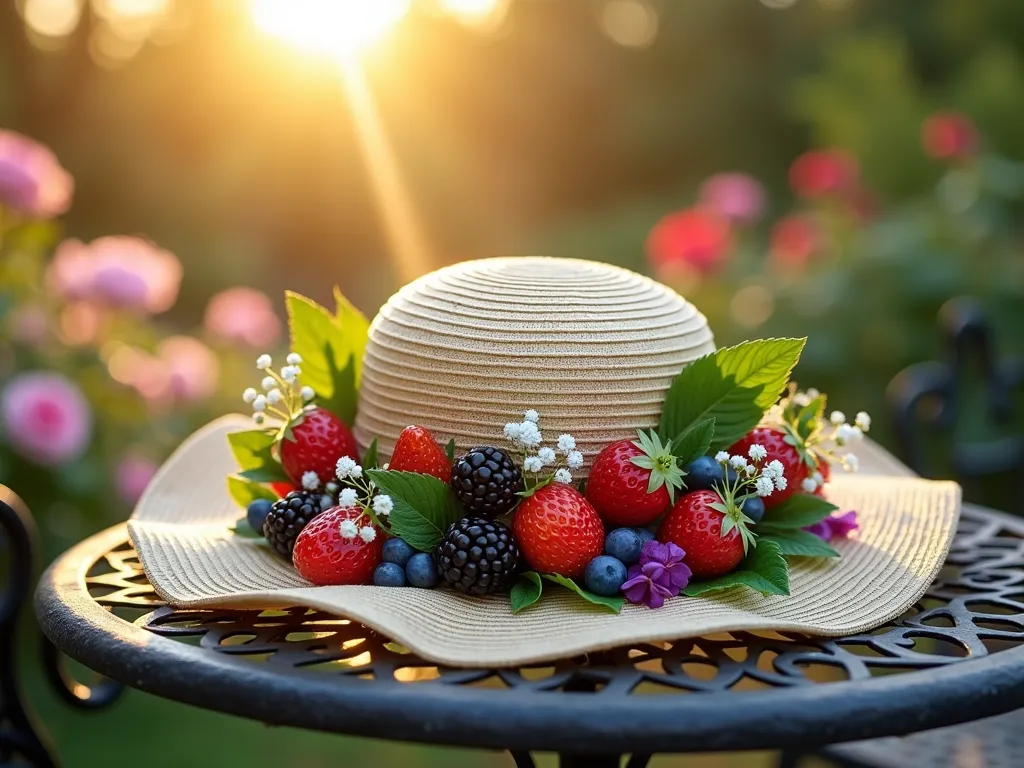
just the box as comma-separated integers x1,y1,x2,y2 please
30,502,1024,767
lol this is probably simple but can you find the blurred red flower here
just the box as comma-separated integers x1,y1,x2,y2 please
646,208,733,276
770,215,820,270
921,112,977,161
789,150,859,199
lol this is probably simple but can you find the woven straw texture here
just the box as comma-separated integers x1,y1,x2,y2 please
129,416,960,668
352,257,717,472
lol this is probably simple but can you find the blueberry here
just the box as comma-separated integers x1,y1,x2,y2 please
382,538,415,567
605,528,644,565
584,555,628,597
741,496,766,525
405,552,439,588
633,527,656,543
373,562,407,587
683,455,724,491
246,498,273,533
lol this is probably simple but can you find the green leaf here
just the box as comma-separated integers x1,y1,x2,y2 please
227,475,277,509
286,290,367,423
759,528,839,558
659,339,806,451
229,515,264,539
444,438,457,463
795,395,826,441
365,469,462,552
511,572,544,613
759,493,837,529
362,437,380,469
673,417,716,466
683,539,790,597
541,574,625,613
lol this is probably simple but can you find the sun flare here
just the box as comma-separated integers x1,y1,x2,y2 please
250,0,411,60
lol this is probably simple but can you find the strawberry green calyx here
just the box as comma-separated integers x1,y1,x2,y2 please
629,429,687,502
709,481,758,555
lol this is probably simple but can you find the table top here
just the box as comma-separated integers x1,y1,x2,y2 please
34,503,1024,755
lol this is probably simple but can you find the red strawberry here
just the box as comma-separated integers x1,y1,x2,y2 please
512,484,604,579
269,481,296,498
658,490,744,579
280,407,358,489
587,431,685,526
292,506,383,586
388,425,451,481
730,427,806,508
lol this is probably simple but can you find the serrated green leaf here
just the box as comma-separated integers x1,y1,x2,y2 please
366,470,462,552
511,572,544,613
228,430,281,472
227,475,277,509
362,437,380,469
229,515,265,539
322,351,358,425
333,286,370,383
759,493,837,529
683,539,790,597
673,417,716,466
759,528,839,558
660,339,806,451
541,574,625,612
444,438,457,463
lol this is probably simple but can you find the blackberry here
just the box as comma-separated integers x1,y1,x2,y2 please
435,517,520,595
450,446,524,518
263,490,323,558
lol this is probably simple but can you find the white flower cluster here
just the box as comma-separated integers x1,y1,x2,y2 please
801,469,827,494
828,409,869,473
715,446,786,498
316,455,390,542
242,352,315,426
507,409,583,485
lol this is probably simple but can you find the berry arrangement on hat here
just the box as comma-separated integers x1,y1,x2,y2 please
226,287,869,614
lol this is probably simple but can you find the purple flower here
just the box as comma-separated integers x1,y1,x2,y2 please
805,510,859,541
46,236,182,314
0,129,73,219
0,372,91,466
699,172,764,225
622,540,692,608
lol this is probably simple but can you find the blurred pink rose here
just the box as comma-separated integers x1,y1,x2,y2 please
115,454,159,504
699,173,764,224
0,129,73,219
922,111,977,161
789,150,859,199
770,214,820,270
158,336,220,402
0,372,91,466
204,287,282,348
646,207,733,276
46,236,182,314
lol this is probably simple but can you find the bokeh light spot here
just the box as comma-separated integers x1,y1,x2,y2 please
21,0,82,38
730,285,775,329
600,0,658,49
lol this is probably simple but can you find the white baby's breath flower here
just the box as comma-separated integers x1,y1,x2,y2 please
339,519,359,539
537,447,556,466
338,488,359,508
287,352,303,365
517,421,542,448
300,386,315,402
791,392,811,407
747,444,767,462
359,525,377,543
844,453,860,472
715,451,730,464
301,471,320,490
504,422,524,442
523,409,540,424
256,354,272,370
566,450,584,470
554,468,572,484
252,413,265,424
523,456,543,473
806,388,820,399
335,456,361,480
764,460,785,480
774,474,789,492
812,470,824,485
320,495,334,511
743,463,757,477
755,476,775,497
261,376,276,391
556,434,576,454
830,410,846,426
281,365,298,382
801,477,818,493
835,424,863,445
325,481,339,494
267,388,283,405
372,494,394,517
242,387,258,404
252,395,267,412
729,455,747,469
855,411,872,431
